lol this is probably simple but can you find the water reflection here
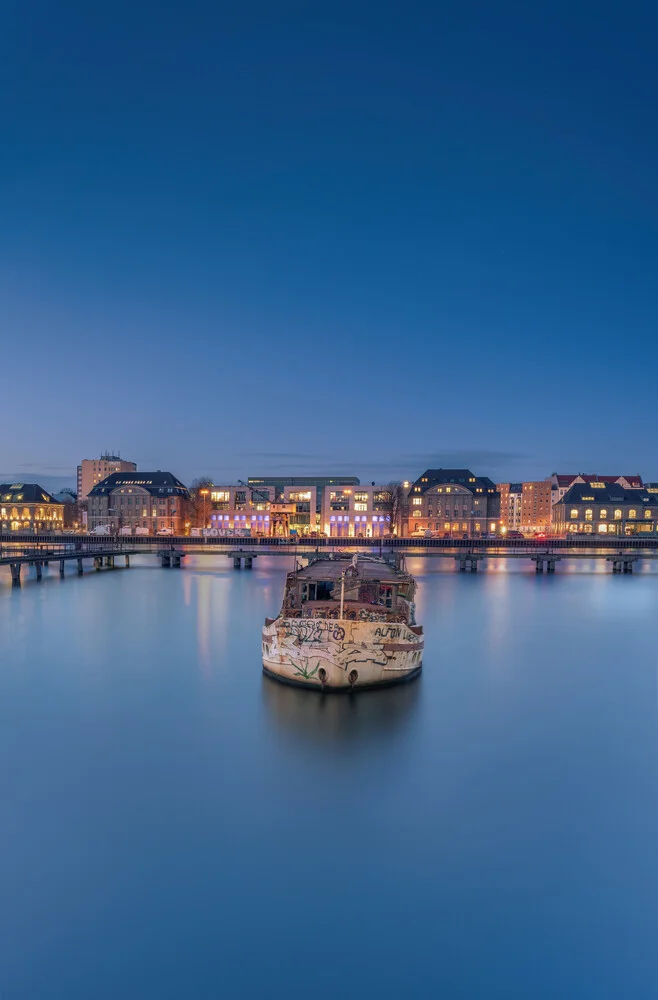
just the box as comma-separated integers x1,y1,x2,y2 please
260,672,421,745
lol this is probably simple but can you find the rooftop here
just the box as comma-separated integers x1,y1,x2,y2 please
557,483,655,506
293,556,404,583
0,483,60,504
89,471,190,498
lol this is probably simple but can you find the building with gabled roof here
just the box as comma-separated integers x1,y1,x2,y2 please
553,481,657,536
0,483,64,533
548,472,643,505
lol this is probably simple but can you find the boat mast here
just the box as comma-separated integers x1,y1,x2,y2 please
340,572,345,620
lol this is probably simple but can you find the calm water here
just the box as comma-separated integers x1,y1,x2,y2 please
1,555,658,998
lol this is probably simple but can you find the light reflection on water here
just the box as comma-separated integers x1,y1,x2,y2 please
0,554,657,999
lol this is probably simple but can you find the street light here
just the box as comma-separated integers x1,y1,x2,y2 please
200,489,209,530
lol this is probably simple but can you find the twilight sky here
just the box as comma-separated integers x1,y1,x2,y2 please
1,1,657,489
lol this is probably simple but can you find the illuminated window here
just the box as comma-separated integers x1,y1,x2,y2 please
629,509,637,519
598,523,607,533
645,509,653,519
412,498,422,506
354,493,368,502
614,509,622,519
211,491,230,503
354,503,367,511
585,509,593,521
570,509,578,519
599,509,607,519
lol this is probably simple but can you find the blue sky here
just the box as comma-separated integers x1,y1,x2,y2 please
1,0,657,489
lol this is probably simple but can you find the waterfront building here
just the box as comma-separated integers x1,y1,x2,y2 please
547,473,643,506
208,484,277,535
248,476,360,532
77,453,137,501
87,472,190,534
405,469,500,537
0,483,64,533
553,481,658,536
498,483,523,532
321,485,394,538
498,481,552,535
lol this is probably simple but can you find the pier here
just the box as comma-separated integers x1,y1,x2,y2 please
0,544,137,587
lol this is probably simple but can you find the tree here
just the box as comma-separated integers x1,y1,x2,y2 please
188,476,214,528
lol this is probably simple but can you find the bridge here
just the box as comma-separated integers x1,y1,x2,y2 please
1,533,657,586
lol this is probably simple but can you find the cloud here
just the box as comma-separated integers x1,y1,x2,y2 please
15,462,75,472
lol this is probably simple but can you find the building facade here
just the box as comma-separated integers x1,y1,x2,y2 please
208,484,277,535
87,472,190,534
498,483,523,531
248,476,360,533
321,485,394,537
77,453,137,501
0,483,64,533
553,481,657,536
405,469,500,537
498,481,552,534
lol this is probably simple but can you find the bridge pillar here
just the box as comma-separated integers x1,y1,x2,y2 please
547,559,556,573
456,554,480,572
233,556,242,569
125,554,130,568
534,558,544,573
172,553,181,567
35,562,42,581
10,563,21,587
104,555,114,568
94,557,102,571
77,558,84,575
59,559,65,577
161,552,171,567
623,559,634,574
244,556,253,570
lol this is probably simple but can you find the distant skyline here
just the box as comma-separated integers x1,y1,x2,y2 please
0,448,651,496
2,1,657,484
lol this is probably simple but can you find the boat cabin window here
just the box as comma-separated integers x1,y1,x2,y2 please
379,585,393,608
302,581,334,602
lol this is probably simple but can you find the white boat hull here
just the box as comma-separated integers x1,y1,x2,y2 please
262,617,424,690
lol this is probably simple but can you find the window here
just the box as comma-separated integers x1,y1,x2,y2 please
629,509,637,519
614,509,622,519
570,509,578,519
645,509,653,519
412,498,422,506
211,491,229,503
585,509,593,521
599,509,607,519
354,502,367,511
354,493,368,502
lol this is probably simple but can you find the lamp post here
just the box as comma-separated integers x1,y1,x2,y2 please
108,507,121,536
200,488,209,530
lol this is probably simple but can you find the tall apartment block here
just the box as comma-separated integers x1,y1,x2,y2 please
77,453,137,500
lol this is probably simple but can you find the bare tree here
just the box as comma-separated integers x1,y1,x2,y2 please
189,476,213,528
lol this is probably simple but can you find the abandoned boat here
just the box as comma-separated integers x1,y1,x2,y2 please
262,553,424,690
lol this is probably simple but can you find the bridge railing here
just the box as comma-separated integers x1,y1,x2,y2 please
3,533,658,553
